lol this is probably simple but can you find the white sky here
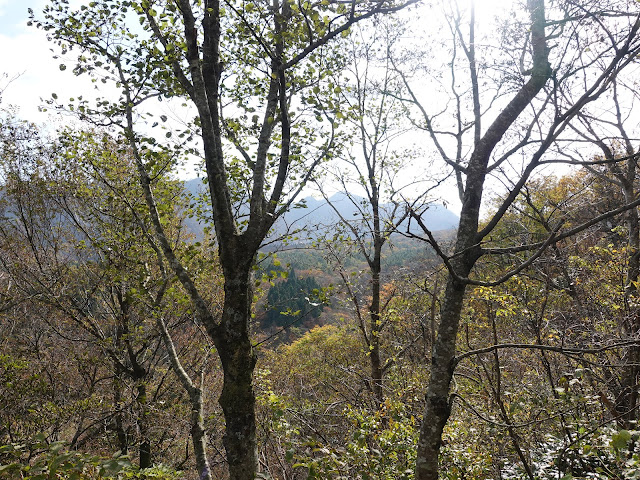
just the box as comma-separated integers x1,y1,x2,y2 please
0,0,205,175
0,1,84,122
0,0,511,115
0,0,519,213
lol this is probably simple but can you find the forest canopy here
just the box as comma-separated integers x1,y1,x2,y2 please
2,0,640,479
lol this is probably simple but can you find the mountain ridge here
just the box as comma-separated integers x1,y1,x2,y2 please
182,178,459,240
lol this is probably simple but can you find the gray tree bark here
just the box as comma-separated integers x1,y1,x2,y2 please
156,316,213,480
415,1,552,477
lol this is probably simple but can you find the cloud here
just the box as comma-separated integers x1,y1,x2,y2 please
0,1,100,122
0,26,118,130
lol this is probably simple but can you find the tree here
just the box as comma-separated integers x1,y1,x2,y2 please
392,1,640,478
566,78,640,428
316,19,431,409
0,123,207,469
263,268,324,329
456,174,640,477
30,0,418,477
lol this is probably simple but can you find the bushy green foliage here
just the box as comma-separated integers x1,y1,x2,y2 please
0,355,53,445
263,390,418,479
0,435,182,479
525,426,640,480
0,435,130,479
257,324,423,479
293,406,416,479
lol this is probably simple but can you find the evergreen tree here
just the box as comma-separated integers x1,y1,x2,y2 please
264,269,324,329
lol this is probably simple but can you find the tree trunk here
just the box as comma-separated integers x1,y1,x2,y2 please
190,387,212,480
619,181,640,427
113,370,128,457
415,273,468,480
156,316,212,480
215,268,258,480
137,382,152,469
370,268,384,407
370,336,384,407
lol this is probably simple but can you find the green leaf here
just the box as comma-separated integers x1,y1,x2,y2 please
285,449,294,462
612,429,631,450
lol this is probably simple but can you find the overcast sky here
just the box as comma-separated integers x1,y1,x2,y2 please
0,0,97,125
0,1,467,211
0,0,515,211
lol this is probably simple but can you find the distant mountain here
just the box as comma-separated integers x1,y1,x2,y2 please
279,192,459,234
182,178,459,241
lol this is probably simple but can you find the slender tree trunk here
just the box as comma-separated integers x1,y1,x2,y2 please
113,369,128,456
215,268,258,480
370,267,384,407
487,310,534,480
370,336,384,407
137,382,152,469
415,272,469,480
190,387,212,480
156,316,212,480
620,182,640,427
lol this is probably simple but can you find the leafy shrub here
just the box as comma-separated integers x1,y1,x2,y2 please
0,434,181,479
